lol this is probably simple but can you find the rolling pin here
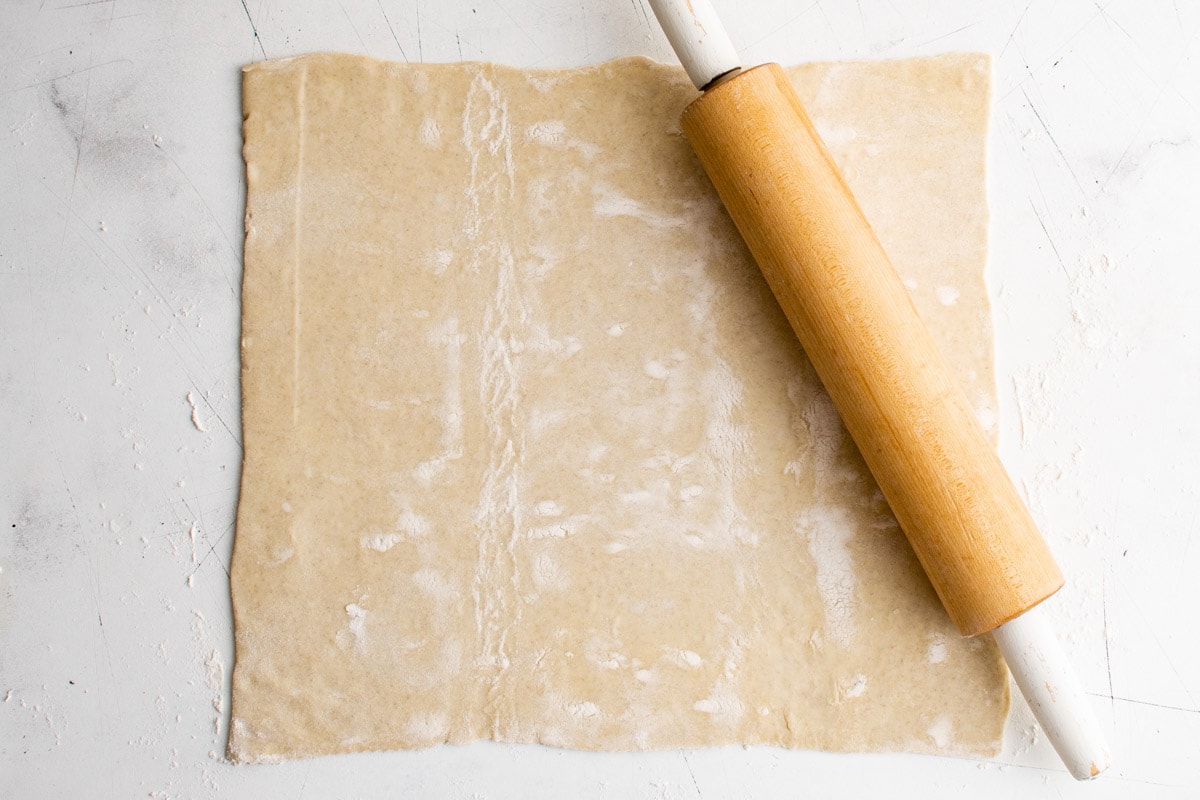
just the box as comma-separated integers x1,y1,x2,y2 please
647,0,1110,780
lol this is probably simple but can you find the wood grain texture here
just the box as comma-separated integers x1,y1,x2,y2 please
680,63,1063,636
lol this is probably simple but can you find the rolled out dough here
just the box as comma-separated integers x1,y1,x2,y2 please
230,53,1007,762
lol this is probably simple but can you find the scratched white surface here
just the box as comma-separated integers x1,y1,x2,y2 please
2,0,1198,797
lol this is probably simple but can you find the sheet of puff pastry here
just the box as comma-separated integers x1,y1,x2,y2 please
230,52,1007,763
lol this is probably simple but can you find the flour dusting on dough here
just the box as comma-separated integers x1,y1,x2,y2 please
691,639,748,727
395,508,431,537
592,183,686,229
843,673,868,698
336,603,368,655
787,383,863,647
406,712,449,742
567,701,600,719
936,285,960,306
927,633,949,664
462,67,525,679
534,500,563,516
428,248,454,276
412,568,455,601
413,317,466,486
418,116,441,146
927,716,954,747
799,505,858,646
643,360,670,379
360,533,404,552
525,120,566,144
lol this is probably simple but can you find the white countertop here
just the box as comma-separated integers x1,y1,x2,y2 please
3,0,1198,797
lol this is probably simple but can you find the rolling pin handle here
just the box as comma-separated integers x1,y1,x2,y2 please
993,603,1112,779
647,0,741,90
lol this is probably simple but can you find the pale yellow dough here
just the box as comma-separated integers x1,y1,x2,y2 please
230,53,1006,762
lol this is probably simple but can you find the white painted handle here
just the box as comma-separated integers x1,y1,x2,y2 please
647,0,741,89
992,604,1112,779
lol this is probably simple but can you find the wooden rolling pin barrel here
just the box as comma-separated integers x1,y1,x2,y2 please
648,0,1110,780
